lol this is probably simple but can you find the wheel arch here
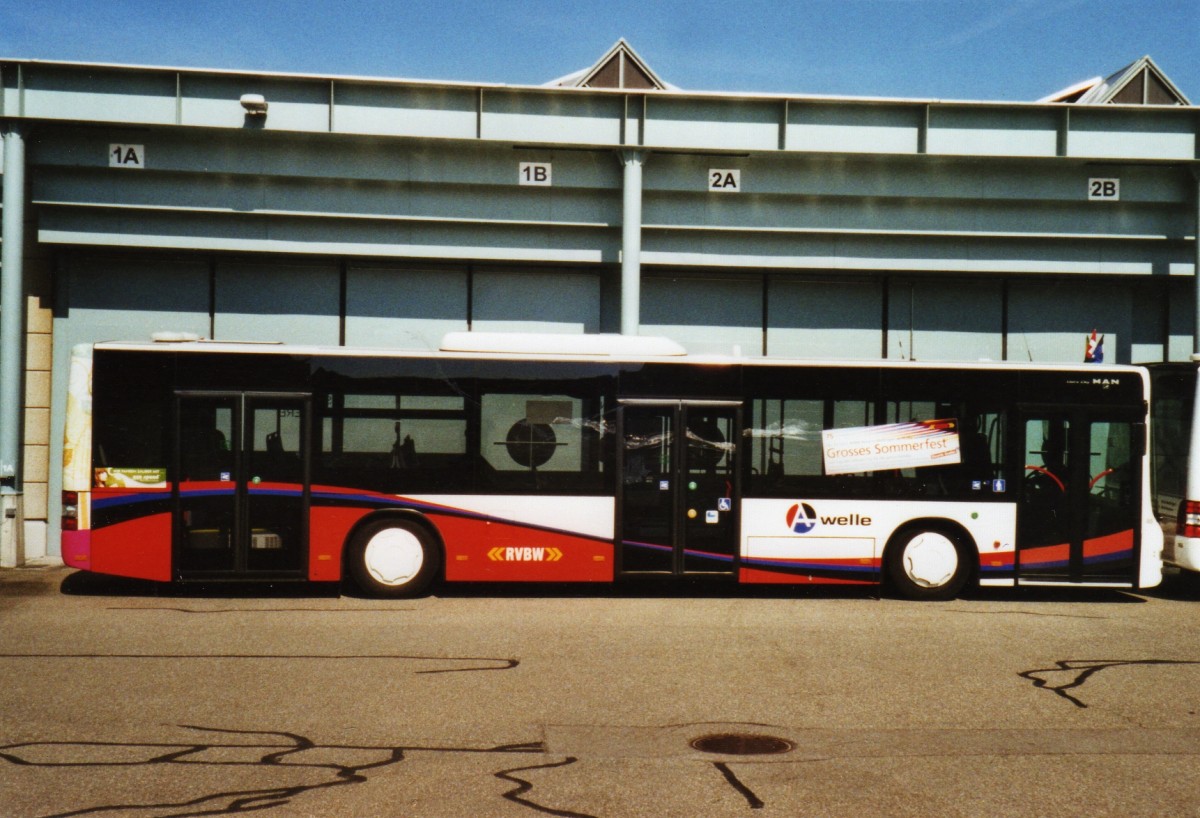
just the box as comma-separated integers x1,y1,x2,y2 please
881,517,981,591
340,509,446,581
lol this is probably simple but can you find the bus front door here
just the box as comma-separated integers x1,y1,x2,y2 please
1017,410,1142,584
618,401,741,576
174,392,311,580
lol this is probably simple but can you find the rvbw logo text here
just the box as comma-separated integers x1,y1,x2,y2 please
786,503,872,534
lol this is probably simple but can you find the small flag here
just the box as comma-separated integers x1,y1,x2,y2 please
1084,329,1104,363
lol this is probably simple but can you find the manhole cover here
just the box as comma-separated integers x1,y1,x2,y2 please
690,733,793,755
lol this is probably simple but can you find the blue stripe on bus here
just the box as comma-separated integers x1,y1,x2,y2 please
622,540,736,564
92,492,173,509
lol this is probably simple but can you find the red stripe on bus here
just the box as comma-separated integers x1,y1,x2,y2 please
740,566,874,585
1083,529,1134,558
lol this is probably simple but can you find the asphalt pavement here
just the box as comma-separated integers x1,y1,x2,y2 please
3,562,1200,817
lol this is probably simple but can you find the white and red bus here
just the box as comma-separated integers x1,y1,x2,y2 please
61,333,1162,600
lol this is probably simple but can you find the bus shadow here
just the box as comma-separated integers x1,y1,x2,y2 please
59,568,1184,604
428,578,884,602
59,570,341,600
436,577,1163,604
1137,569,1200,602
957,586,1148,604
59,569,878,602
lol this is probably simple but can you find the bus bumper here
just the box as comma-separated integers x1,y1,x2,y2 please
62,530,92,570
1168,535,1200,573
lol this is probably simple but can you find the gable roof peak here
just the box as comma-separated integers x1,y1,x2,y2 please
545,39,674,91
1040,55,1190,106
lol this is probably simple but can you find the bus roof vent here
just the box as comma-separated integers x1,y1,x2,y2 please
440,331,687,357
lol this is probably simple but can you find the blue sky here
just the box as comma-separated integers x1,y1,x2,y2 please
3,0,1197,103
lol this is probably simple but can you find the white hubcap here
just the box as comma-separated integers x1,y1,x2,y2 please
363,528,425,586
901,532,958,588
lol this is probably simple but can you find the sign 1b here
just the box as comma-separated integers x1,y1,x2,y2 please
519,162,552,186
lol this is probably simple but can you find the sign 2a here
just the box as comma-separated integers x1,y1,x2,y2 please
709,168,741,192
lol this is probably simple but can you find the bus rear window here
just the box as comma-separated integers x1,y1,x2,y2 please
91,352,171,487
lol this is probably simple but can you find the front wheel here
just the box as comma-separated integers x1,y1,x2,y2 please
885,528,971,601
347,518,441,598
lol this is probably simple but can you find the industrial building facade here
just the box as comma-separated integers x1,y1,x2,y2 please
1,43,1198,564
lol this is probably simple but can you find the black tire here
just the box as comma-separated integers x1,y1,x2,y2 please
884,526,972,601
347,518,441,598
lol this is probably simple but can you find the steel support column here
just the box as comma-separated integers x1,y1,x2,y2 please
619,150,645,336
0,124,26,567
1,125,26,489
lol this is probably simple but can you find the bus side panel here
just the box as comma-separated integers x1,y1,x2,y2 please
739,498,1017,585
309,506,372,582
91,513,172,582
437,514,614,582
308,490,616,583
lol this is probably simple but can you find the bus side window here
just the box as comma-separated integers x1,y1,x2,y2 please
877,403,1005,498
316,391,469,493
747,398,877,497
477,390,608,493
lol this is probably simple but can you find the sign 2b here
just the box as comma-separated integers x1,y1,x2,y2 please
1088,178,1119,201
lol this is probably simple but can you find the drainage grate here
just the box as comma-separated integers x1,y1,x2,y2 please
690,733,793,756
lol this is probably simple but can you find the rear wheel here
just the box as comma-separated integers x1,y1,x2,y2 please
347,518,440,598
885,527,971,601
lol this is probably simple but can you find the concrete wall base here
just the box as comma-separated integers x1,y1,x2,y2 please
23,519,46,561
0,493,25,567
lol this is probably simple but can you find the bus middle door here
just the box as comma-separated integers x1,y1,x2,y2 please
618,401,741,576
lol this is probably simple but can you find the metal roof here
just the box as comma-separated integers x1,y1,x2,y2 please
1039,55,1190,106
543,39,675,91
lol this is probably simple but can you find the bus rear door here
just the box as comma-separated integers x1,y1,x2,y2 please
174,392,311,580
618,401,741,576
1017,408,1143,584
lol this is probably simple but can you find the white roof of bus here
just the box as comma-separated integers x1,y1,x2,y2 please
90,332,1150,375
439,331,686,357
